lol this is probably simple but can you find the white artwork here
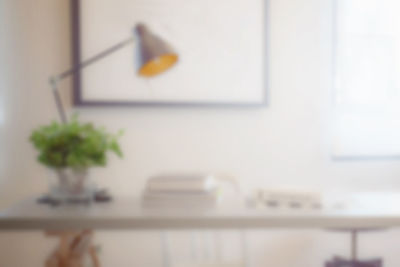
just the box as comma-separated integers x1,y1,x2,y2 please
74,0,267,105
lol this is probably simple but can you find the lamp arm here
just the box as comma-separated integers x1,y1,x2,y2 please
49,36,135,123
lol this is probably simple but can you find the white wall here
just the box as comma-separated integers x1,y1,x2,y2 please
2,0,400,266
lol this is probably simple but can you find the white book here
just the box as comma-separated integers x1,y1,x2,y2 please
142,199,219,209
142,188,221,208
143,188,219,200
147,173,217,193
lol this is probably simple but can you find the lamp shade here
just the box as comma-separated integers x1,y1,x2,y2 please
135,23,179,77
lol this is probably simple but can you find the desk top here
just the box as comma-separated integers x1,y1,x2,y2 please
2,193,400,231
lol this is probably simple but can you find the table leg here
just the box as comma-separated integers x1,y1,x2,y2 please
161,231,171,267
44,230,100,267
240,230,249,267
325,229,383,267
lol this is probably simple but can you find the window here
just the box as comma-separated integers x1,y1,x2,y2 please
333,0,400,158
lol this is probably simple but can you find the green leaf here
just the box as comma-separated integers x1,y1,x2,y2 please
29,116,124,168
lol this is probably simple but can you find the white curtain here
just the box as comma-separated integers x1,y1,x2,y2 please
333,0,400,158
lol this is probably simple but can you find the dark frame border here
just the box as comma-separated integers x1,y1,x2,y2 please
70,0,268,107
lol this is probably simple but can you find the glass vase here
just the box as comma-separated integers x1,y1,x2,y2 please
49,168,95,203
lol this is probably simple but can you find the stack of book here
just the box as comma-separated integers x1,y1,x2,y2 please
142,174,220,208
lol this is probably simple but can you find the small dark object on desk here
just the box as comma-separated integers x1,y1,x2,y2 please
265,200,279,207
37,196,62,206
289,201,301,208
263,199,322,210
94,189,112,202
312,202,322,209
37,189,112,207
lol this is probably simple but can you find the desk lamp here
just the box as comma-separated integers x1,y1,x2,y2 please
49,23,178,123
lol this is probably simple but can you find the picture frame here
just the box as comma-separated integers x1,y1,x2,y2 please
70,0,268,107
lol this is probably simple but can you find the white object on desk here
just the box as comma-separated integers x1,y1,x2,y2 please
143,173,220,208
142,173,240,208
142,190,221,209
250,188,322,209
147,173,217,193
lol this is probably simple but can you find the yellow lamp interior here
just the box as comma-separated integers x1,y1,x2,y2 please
139,54,178,77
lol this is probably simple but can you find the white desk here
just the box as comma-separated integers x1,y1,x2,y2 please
1,193,399,266
1,193,400,231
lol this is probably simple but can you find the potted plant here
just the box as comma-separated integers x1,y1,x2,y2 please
30,116,123,202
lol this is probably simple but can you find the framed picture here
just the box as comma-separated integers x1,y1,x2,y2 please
71,0,268,106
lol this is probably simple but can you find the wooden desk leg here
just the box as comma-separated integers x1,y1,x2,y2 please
44,230,100,267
